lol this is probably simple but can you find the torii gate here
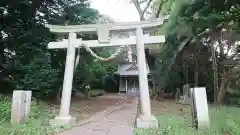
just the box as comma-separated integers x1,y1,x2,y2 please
46,18,166,128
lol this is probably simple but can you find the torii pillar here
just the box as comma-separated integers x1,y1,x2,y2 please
49,32,77,125
135,27,158,128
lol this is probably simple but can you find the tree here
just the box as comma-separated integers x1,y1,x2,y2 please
0,0,116,100
151,0,240,103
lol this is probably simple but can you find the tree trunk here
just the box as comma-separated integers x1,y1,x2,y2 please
55,85,62,103
185,63,189,84
84,89,89,99
152,74,159,100
211,35,219,104
217,79,228,104
217,71,229,104
72,89,76,98
30,0,41,39
158,75,165,97
194,50,199,87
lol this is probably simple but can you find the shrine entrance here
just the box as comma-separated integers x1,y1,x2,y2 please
126,78,139,93
46,18,166,128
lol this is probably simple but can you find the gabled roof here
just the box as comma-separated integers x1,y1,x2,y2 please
115,62,150,76
126,63,138,71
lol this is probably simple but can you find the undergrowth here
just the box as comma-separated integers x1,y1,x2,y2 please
0,95,64,135
134,106,240,135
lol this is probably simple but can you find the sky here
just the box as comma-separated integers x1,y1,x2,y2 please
90,0,140,22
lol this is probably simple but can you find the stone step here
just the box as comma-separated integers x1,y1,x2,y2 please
127,91,140,97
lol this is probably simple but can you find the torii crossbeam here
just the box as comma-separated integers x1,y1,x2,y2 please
47,18,166,128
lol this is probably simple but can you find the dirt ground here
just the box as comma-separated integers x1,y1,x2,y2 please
49,94,129,122
151,99,191,116
48,94,191,123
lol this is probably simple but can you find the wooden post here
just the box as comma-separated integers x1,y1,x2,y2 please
59,32,76,117
136,27,158,128
50,33,77,125
136,27,151,117
98,25,110,43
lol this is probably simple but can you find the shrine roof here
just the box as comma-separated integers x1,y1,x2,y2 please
115,63,150,76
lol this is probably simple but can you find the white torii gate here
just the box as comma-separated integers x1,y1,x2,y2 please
47,18,166,128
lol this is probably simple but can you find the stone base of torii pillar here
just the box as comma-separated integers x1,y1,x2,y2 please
136,115,158,128
50,116,76,126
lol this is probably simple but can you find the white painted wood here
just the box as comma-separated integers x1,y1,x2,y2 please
98,25,110,43
59,33,76,117
48,35,165,49
136,27,152,117
11,91,26,124
46,18,165,33
74,39,81,69
191,87,210,128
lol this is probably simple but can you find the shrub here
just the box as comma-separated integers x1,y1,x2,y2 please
89,89,105,97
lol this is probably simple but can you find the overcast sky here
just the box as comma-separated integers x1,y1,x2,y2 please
90,0,140,22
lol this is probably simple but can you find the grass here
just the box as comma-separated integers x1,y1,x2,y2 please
134,105,240,135
0,91,239,135
0,90,106,135
0,95,65,135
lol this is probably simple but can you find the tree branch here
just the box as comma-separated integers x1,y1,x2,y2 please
132,0,143,18
198,23,224,37
140,0,153,20
165,37,194,73
156,0,165,18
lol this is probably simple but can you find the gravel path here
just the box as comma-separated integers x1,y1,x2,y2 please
58,97,138,135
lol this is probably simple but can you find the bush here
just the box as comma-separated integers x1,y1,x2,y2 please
101,75,118,93
14,54,60,99
89,89,105,97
